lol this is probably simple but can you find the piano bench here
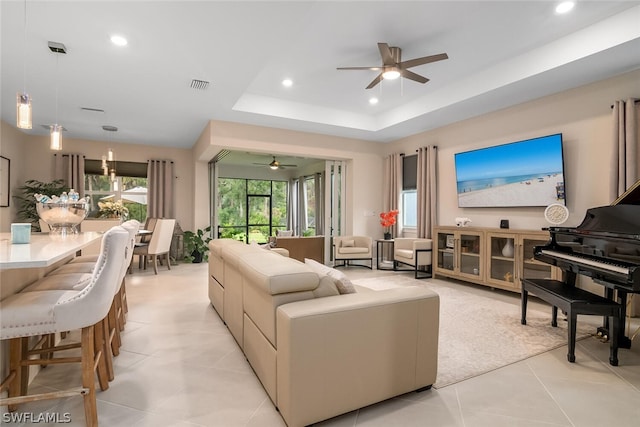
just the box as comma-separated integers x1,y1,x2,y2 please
521,278,622,366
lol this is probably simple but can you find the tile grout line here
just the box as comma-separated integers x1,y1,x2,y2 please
526,359,577,427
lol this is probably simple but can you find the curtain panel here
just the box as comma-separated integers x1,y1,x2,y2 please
383,153,402,238
147,160,174,218
54,153,85,197
416,146,438,238
611,98,639,198
314,172,325,235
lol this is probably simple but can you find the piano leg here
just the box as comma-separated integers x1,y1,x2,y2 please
552,306,558,327
596,286,633,349
567,312,577,363
610,314,619,366
520,288,528,325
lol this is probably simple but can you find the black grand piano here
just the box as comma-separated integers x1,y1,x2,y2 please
522,178,640,365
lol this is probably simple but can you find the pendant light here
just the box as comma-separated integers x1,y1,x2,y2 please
49,41,66,150
16,0,32,129
102,125,118,185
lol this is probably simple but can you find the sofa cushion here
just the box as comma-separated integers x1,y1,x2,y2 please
341,239,355,247
395,249,414,260
241,253,319,295
338,247,369,255
305,259,356,294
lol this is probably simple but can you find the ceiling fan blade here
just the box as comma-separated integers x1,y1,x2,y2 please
366,73,384,89
401,69,429,84
399,53,448,69
377,43,394,65
337,66,383,71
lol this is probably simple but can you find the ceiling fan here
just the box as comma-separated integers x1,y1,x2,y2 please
253,156,298,170
337,42,448,89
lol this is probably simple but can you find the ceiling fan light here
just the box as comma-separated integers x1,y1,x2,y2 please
16,92,32,129
50,124,62,151
382,69,400,80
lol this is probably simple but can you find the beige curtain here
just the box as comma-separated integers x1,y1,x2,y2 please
416,146,438,238
611,98,639,316
54,153,85,197
314,172,325,235
147,160,174,218
611,98,639,198
383,153,402,238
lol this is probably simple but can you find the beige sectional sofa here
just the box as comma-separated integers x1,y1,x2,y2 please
208,239,440,427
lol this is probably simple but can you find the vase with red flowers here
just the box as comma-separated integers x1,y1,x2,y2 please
380,210,399,240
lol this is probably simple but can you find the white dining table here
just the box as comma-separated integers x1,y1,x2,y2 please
0,231,103,269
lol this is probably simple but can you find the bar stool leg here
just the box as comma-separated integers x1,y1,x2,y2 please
81,326,98,427
92,322,110,391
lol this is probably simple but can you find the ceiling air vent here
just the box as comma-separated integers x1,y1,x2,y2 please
190,79,210,90
81,107,105,113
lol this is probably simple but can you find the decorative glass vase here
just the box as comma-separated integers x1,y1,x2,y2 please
501,239,514,257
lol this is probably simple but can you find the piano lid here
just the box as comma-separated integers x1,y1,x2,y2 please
575,204,640,237
612,178,640,205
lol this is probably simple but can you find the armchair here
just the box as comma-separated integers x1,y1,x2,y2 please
333,235,373,269
393,238,433,279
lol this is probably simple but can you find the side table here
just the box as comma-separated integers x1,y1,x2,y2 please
376,239,395,270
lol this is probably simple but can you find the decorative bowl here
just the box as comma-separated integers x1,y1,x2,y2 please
36,202,89,235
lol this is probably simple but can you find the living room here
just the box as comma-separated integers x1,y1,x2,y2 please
1,1,640,426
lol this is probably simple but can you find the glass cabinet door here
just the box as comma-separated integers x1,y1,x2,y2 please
520,235,555,283
487,233,516,288
436,231,455,273
458,232,482,278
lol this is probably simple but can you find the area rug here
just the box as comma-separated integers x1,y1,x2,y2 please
351,275,594,388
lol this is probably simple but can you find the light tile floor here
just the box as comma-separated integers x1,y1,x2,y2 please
4,263,640,426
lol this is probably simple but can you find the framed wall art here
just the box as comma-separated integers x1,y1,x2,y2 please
1,156,10,207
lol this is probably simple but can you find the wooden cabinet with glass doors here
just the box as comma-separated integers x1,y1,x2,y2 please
434,226,560,293
486,230,560,292
434,227,484,285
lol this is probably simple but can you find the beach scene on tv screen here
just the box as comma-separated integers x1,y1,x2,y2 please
455,135,566,208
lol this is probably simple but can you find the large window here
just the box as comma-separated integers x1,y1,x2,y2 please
217,178,288,242
84,175,148,223
84,159,148,222
402,154,418,229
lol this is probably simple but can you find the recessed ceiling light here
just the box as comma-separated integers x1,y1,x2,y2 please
555,1,575,14
110,35,128,46
369,97,379,105
282,78,293,87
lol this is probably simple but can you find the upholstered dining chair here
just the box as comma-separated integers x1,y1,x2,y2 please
132,218,176,274
0,227,129,426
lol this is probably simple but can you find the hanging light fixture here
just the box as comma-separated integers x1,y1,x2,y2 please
16,0,32,129
48,41,66,150
102,125,118,185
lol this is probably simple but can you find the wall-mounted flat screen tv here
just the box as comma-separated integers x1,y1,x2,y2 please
454,133,566,208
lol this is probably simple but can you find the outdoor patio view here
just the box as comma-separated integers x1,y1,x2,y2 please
218,178,288,243
84,174,147,223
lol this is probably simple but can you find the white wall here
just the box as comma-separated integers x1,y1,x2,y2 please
387,69,640,231
0,123,29,232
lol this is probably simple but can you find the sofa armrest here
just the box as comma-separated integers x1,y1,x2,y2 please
276,287,439,427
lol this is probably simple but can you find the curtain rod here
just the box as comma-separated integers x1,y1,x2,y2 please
610,99,640,109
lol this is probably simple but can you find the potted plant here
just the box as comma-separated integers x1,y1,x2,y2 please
14,179,70,231
183,225,212,263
